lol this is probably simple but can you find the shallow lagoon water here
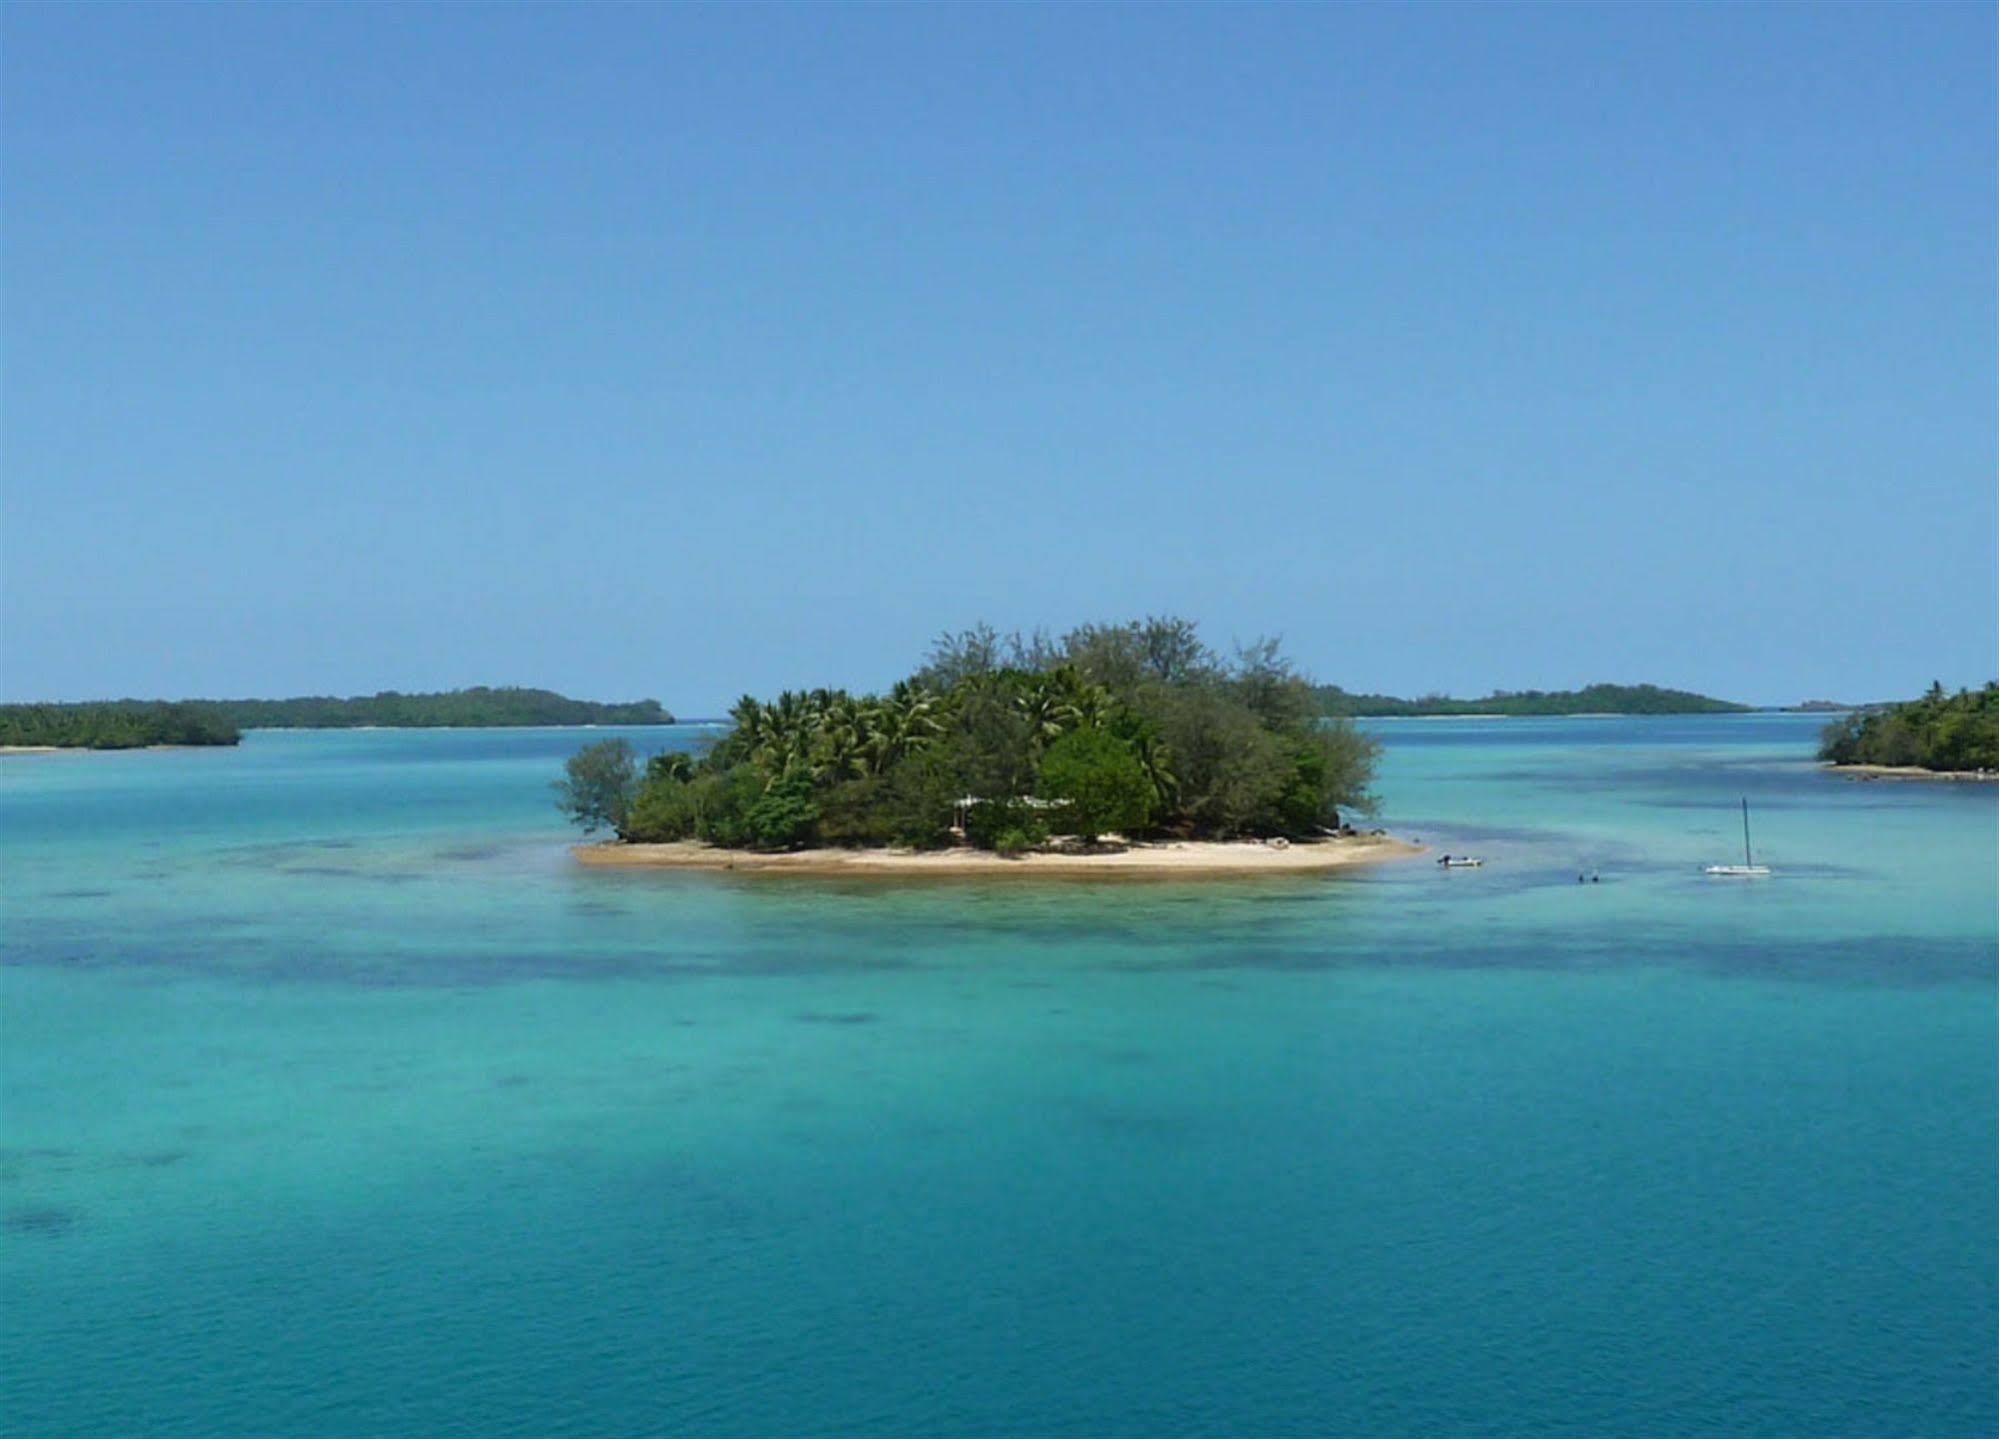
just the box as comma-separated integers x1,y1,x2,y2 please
3,716,1994,1436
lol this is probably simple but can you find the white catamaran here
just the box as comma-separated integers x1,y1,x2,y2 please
1704,797,1771,877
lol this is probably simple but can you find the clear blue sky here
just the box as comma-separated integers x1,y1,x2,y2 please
3,3,1993,712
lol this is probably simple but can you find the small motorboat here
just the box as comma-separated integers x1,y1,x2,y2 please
1437,854,1484,868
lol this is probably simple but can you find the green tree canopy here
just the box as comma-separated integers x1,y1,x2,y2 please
1819,683,1999,772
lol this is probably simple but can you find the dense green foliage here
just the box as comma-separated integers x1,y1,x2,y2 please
1314,682,1748,717
206,687,673,728
0,702,240,749
1818,683,1999,772
581,618,1379,853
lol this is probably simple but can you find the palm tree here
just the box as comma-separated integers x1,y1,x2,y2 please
719,695,769,767
1128,727,1180,813
811,694,872,783
1049,666,1111,731
759,690,821,776
1015,671,1082,751
867,681,944,774
647,750,697,784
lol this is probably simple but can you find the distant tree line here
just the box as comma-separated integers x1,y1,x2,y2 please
558,617,1379,854
1314,682,1748,717
1,688,673,747
204,687,673,729
0,702,241,749
1818,683,1999,772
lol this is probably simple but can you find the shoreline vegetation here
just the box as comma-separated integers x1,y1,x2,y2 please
0,688,673,749
560,618,1386,868
1817,683,1998,777
1315,682,1748,717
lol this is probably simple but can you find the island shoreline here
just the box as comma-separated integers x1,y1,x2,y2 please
575,835,1424,878
1821,762,1998,783
0,743,221,755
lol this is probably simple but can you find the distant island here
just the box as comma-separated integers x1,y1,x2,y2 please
1818,682,1998,778
0,702,241,751
204,687,673,729
562,618,1411,875
0,687,674,750
1314,682,1749,717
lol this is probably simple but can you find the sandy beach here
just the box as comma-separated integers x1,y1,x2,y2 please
575,834,1423,877
1823,763,1998,783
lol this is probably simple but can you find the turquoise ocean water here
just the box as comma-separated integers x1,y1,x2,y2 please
3,715,1994,1437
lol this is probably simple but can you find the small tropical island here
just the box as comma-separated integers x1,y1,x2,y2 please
0,687,674,750
1314,682,1748,717
563,618,1414,875
1818,682,1999,779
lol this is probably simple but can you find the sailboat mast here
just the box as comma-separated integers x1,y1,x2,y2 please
1741,797,1752,867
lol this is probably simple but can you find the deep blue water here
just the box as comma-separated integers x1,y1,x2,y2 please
3,716,1995,1437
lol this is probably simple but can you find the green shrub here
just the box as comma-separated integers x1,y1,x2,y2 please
877,752,961,849
554,739,639,835
816,776,894,847
991,826,1037,857
689,764,766,848
1818,714,1864,765
741,770,820,851
1274,721,1380,834
1036,728,1153,844
964,797,1048,852
623,772,698,841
